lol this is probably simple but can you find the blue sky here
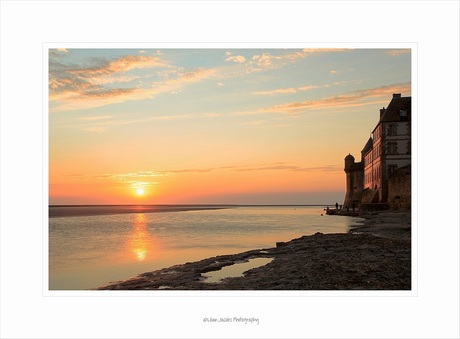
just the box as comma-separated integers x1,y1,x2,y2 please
49,48,411,204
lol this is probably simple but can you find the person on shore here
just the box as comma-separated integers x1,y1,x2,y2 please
335,202,338,209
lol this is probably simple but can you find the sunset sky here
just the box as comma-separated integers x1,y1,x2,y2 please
49,48,411,205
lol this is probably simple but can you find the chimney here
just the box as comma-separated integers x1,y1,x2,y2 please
393,93,401,98
380,107,386,118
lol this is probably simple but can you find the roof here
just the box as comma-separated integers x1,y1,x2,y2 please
379,96,411,123
361,137,373,155
345,153,355,161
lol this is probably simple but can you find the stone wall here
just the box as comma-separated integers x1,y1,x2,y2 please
343,164,364,209
387,166,411,210
360,188,379,204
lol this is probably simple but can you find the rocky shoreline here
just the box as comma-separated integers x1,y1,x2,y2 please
97,210,411,290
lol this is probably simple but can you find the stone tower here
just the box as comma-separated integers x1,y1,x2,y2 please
343,153,364,209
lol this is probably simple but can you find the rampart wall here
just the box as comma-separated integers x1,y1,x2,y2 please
387,166,411,210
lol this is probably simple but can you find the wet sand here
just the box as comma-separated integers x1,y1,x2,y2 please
49,204,234,218
97,210,411,290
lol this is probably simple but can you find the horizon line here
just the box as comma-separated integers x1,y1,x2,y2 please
49,203,334,207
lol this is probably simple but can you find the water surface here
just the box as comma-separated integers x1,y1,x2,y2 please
48,205,362,290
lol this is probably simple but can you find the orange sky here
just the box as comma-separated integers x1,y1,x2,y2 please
49,48,411,205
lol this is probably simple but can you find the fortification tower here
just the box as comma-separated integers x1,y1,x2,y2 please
344,153,355,171
343,153,364,208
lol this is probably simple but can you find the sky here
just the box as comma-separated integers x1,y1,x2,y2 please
49,48,411,205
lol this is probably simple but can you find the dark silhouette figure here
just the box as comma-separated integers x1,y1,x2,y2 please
335,202,338,209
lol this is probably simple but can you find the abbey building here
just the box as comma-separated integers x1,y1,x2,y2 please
343,94,411,210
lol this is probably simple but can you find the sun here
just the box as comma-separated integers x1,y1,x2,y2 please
136,188,145,196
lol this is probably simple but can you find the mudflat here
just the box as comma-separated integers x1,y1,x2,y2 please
97,210,411,290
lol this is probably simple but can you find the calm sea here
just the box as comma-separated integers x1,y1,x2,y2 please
48,205,363,290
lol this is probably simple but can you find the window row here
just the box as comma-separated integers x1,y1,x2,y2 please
388,124,397,136
364,145,382,166
365,141,411,161
365,166,381,185
373,126,381,141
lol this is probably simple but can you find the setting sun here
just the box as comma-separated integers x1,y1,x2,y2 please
48,48,412,205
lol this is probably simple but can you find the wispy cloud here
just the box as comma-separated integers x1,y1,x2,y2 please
88,75,140,86
239,118,293,128
241,120,268,126
82,127,107,133
49,51,217,111
51,162,343,191
167,68,216,85
234,164,342,172
94,171,167,179
298,85,321,91
69,55,167,76
50,170,165,188
68,112,223,132
251,81,356,96
166,168,213,174
91,171,166,188
225,52,246,63
252,88,297,95
165,162,341,174
49,48,69,59
243,48,350,73
49,87,149,111
248,53,281,71
252,85,319,96
118,162,337,177
49,54,169,111
386,49,411,57
284,48,350,62
49,49,352,112
77,115,112,121
237,82,411,115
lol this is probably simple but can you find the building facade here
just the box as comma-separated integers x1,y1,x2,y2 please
343,94,411,209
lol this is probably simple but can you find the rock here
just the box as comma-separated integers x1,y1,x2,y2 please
96,211,411,290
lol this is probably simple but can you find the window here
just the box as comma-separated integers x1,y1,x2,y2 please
387,142,397,155
399,110,408,121
388,124,396,136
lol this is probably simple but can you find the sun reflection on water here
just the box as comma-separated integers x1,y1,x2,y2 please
126,213,156,262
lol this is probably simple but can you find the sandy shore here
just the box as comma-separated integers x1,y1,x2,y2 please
97,210,411,290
